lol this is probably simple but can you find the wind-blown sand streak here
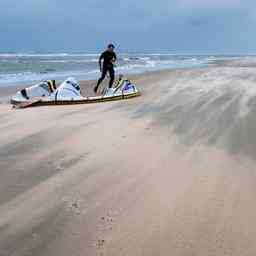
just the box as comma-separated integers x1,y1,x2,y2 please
1,60,256,256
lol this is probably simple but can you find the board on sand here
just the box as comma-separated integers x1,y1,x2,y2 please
10,76,140,109
11,92,140,109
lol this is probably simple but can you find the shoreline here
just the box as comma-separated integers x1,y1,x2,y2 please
0,54,247,103
0,65,215,104
0,54,227,91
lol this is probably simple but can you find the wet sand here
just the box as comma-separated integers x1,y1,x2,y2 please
1,60,256,255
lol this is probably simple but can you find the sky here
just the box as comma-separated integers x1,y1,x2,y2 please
0,0,256,53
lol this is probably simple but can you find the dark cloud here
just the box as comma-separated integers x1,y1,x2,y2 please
0,0,255,53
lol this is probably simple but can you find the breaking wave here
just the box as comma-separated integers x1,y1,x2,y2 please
0,53,235,86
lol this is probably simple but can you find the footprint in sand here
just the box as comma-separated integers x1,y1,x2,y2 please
67,200,82,215
97,239,105,247
100,215,114,230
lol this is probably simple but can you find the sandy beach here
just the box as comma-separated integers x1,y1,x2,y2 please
1,59,256,256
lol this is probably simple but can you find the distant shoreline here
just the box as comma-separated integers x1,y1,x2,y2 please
0,66,208,104
0,54,234,88
1,56,254,104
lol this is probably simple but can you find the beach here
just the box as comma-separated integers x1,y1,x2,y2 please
1,59,256,255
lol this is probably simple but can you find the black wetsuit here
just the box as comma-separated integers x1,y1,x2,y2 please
95,50,117,92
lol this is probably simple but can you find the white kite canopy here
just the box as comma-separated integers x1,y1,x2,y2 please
102,76,139,96
13,80,56,101
113,76,137,95
10,76,140,108
50,77,82,101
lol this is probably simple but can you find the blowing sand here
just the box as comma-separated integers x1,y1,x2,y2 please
1,60,256,256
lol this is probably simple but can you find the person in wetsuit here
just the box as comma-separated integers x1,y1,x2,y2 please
94,44,117,93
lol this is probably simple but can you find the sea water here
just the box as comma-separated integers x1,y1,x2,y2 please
0,53,238,87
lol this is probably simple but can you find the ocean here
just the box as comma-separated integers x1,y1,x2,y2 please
0,53,237,87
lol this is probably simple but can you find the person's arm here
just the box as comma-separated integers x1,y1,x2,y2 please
99,53,104,72
112,52,117,63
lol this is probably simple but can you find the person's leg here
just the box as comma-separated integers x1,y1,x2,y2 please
94,66,107,93
109,67,115,88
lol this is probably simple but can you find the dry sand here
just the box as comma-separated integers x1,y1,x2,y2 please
1,61,256,255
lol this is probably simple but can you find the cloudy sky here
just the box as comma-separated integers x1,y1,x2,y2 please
1,0,256,53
